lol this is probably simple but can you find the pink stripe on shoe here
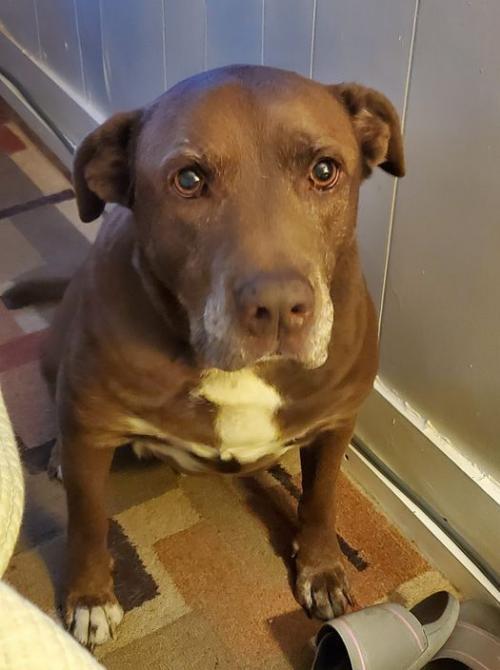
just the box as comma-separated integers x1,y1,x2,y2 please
385,604,426,652
337,620,367,670
458,621,500,644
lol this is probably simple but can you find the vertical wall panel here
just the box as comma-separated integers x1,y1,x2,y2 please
379,0,500,479
206,0,262,69
164,0,206,88
75,0,108,115
263,0,314,76
36,0,84,96
313,0,416,309
0,0,40,58
99,0,166,111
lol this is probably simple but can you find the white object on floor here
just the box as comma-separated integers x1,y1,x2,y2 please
0,380,103,668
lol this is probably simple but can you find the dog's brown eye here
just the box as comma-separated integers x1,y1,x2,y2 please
174,167,204,197
310,158,340,190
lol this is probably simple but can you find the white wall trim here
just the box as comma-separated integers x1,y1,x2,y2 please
0,26,103,122
0,27,102,167
356,383,500,586
0,70,73,167
374,377,500,502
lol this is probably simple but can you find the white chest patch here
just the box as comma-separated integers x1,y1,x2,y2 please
125,369,290,471
195,368,286,464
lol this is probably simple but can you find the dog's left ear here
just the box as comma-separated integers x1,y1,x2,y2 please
331,83,405,178
73,109,143,222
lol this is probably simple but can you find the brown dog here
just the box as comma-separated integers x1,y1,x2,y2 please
8,65,404,647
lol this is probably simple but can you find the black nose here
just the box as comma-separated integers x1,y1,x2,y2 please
235,273,314,339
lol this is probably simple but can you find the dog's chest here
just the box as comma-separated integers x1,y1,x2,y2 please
128,369,292,471
195,368,285,463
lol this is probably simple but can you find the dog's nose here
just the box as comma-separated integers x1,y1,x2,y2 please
236,273,314,339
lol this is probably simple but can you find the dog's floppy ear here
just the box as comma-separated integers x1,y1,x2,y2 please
73,109,142,222
331,83,405,178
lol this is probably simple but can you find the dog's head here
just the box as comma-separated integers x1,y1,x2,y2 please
74,66,404,371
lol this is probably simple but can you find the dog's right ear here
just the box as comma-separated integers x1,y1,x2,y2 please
73,110,142,222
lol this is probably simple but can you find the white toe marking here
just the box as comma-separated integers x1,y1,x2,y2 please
105,602,124,628
301,577,313,611
72,607,90,645
72,602,124,646
89,607,111,646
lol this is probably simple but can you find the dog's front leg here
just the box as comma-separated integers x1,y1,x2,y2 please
61,430,123,648
295,421,355,620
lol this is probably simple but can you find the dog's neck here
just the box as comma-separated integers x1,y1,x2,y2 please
132,244,192,350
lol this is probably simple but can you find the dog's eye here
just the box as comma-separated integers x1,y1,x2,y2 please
309,158,340,190
174,167,204,197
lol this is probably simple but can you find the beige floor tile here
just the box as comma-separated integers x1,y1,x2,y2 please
103,612,241,670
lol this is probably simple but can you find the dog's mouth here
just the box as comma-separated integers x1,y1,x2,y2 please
195,347,321,373
195,334,332,372
197,344,310,373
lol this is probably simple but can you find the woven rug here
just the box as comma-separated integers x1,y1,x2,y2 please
0,98,455,669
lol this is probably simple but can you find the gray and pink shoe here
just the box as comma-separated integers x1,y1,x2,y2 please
312,591,459,670
428,599,500,669
312,592,500,670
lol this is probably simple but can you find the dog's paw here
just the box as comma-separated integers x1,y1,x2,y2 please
47,440,63,481
67,601,123,649
295,559,354,620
